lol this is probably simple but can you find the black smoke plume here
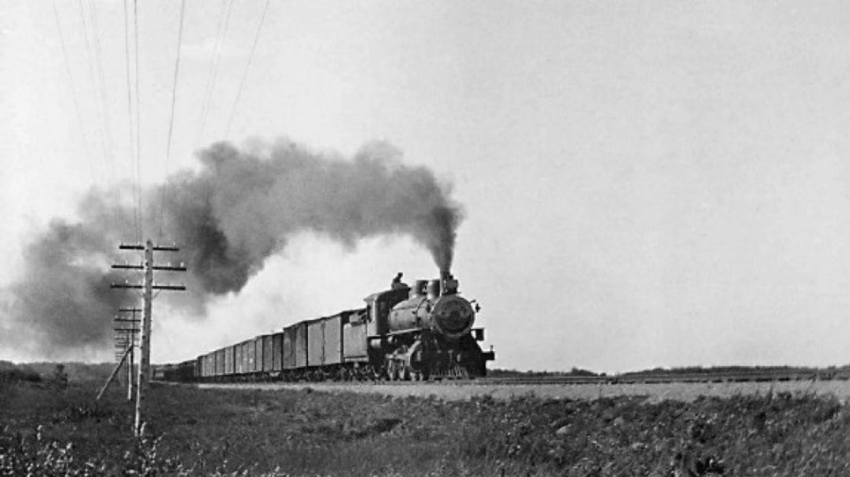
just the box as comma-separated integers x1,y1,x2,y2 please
3,139,463,357
5,189,133,358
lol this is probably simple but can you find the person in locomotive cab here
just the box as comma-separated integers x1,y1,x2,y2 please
391,272,406,289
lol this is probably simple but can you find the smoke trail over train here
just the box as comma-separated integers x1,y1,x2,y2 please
3,138,463,358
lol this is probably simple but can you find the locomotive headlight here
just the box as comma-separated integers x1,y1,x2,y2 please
431,295,475,339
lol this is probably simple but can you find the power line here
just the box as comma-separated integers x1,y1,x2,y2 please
194,0,235,148
224,0,271,139
86,0,116,183
76,0,111,183
134,0,144,241
158,0,188,239
51,0,94,180
123,0,141,242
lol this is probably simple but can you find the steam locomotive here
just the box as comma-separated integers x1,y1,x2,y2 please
156,271,495,382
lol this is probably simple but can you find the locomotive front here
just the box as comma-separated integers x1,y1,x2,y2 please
428,273,477,339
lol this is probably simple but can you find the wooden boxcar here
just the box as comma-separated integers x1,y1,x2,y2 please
261,334,274,372
272,332,284,372
306,318,324,367
224,344,234,376
343,315,369,362
239,340,250,375
284,322,308,369
218,347,224,377
235,342,244,374
253,336,264,374
246,339,256,373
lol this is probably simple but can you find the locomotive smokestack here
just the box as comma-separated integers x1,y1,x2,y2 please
440,270,458,296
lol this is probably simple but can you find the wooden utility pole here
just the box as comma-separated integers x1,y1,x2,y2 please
115,308,140,401
112,240,186,436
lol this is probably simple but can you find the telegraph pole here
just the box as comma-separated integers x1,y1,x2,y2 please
112,240,186,436
115,308,140,401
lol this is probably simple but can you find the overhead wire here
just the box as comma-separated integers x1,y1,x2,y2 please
51,0,95,181
123,0,141,242
86,0,117,183
134,0,144,241
194,0,235,148
158,0,188,240
224,0,271,139
75,0,111,184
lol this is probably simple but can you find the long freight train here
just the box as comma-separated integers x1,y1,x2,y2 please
155,272,495,382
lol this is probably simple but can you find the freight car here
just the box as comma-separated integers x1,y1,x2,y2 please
155,272,494,382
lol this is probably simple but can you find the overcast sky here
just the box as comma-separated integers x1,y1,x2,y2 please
2,1,850,372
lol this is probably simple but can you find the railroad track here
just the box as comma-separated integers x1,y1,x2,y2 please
474,372,849,386
171,370,850,387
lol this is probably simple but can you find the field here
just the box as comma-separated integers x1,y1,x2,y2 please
201,378,850,403
3,376,850,476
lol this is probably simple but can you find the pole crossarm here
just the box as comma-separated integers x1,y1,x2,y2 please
119,243,180,252
113,263,144,270
110,283,186,290
113,263,187,271
114,318,141,323
153,284,186,291
153,264,187,271
111,283,143,289
119,307,143,313
153,245,180,252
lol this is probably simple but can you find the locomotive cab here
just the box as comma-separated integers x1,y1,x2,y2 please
364,286,410,337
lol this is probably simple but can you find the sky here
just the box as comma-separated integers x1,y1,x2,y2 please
2,0,850,373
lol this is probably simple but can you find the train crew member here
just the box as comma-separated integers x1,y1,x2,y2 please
391,272,406,289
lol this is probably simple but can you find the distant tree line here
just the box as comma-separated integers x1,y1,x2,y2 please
490,364,850,378
0,361,42,384
488,367,601,378
0,360,114,384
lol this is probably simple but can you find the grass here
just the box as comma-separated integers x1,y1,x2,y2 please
2,377,850,475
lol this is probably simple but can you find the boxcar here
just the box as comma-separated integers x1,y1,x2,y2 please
224,344,234,376
215,348,225,377
253,336,264,374
343,317,369,362
245,339,257,374
323,312,345,366
284,322,308,369
236,340,250,374
262,334,274,372
307,318,324,367
199,354,206,379
235,342,244,375
272,331,284,372
283,326,296,370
